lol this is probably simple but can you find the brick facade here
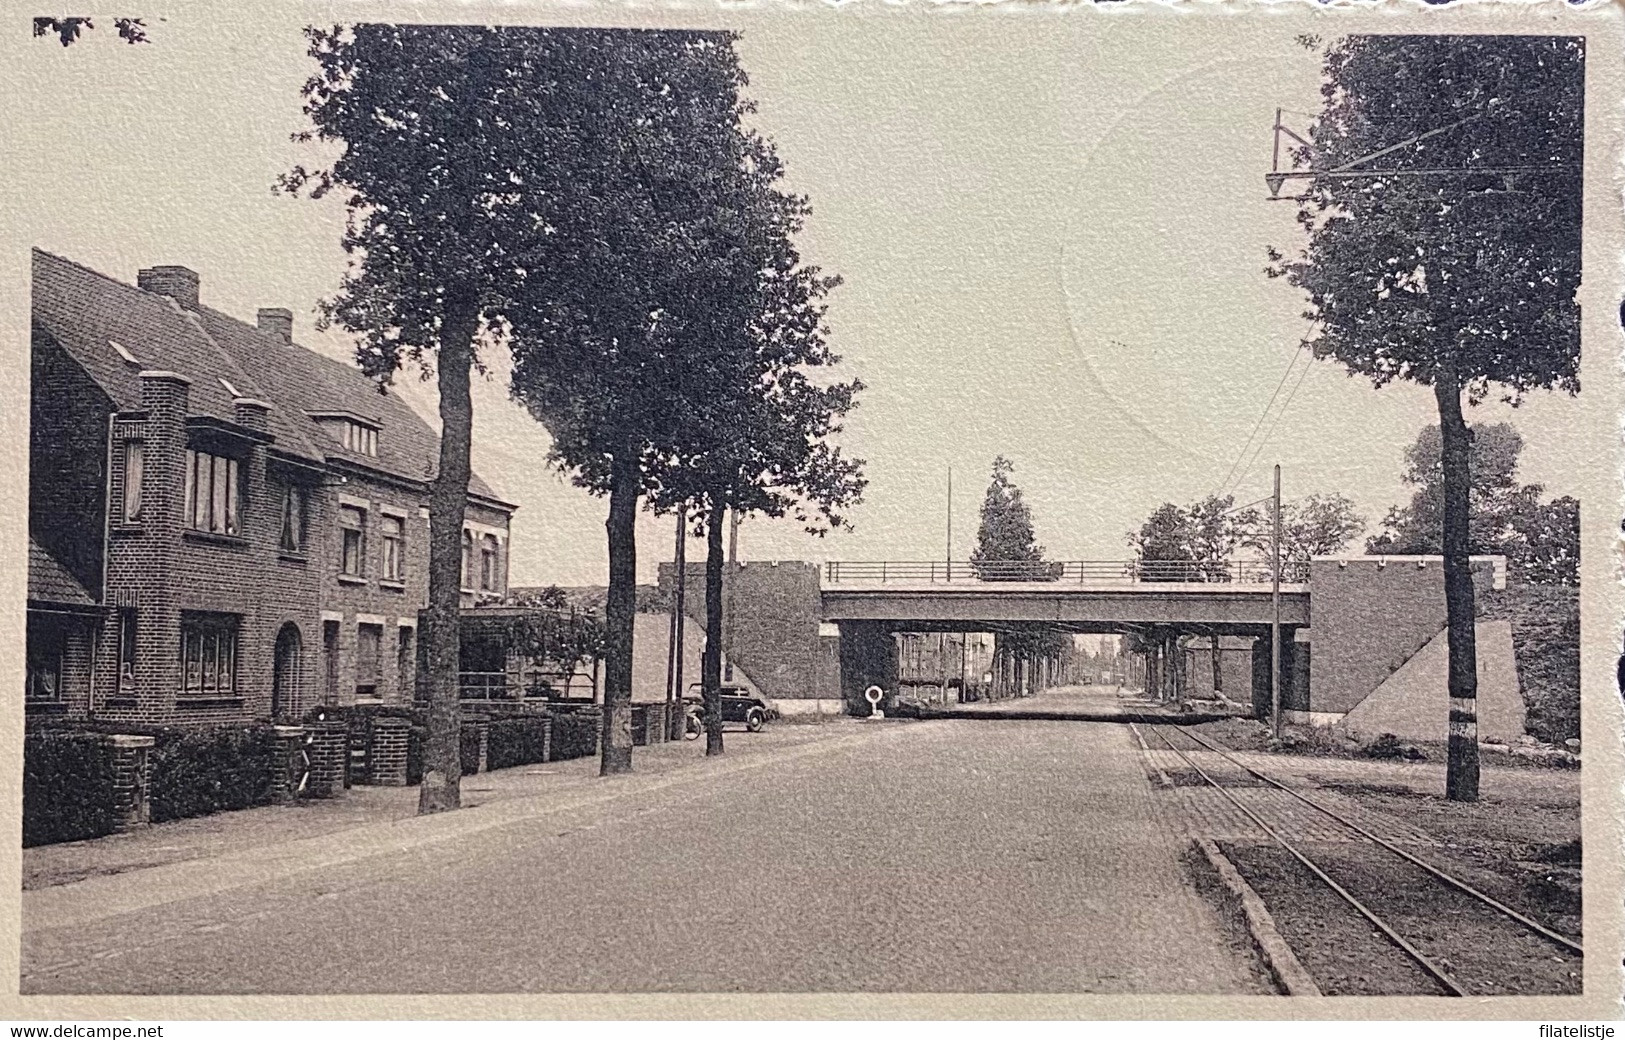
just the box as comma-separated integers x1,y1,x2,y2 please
27,249,516,728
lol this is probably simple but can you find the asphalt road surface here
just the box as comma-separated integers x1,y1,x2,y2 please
23,711,1260,994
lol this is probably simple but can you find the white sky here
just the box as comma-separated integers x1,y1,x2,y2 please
6,9,1587,587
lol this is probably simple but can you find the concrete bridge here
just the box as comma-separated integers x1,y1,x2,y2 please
820,559,1310,632
657,554,1520,741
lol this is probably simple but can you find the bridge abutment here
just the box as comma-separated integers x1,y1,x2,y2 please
837,621,898,716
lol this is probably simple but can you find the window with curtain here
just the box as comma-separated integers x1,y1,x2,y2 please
120,440,143,523
118,609,138,690
480,534,501,592
182,449,239,536
180,613,239,698
279,484,307,553
340,505,366,576
381,514,404,582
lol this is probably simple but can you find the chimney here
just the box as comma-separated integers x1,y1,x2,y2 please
257,308,293,343
138,370,192,417
137,265,200,312
233,397,272,435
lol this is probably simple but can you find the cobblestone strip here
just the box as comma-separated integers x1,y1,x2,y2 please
1142,748,1440,847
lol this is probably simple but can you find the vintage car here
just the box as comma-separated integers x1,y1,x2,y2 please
682,683,773,735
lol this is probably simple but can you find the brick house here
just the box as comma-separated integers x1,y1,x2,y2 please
27,249,516,726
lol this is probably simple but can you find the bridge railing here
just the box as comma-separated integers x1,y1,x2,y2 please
822,559,1311,586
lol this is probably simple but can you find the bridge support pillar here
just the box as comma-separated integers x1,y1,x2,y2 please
837,621,898,716
1250,630,1305,723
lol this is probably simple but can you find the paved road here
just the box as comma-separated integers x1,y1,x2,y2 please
23,713,1262,994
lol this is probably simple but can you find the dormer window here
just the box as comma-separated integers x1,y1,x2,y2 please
340,421,378,456
309,412,380,458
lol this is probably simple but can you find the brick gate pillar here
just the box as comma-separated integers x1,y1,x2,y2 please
367,717,410,786
269,725,305,803
303,722,348,798
107,734,155,831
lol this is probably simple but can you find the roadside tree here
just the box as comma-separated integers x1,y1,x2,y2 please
503,29,780,774
285,25,541,812
1269,34,1583,800
653,136,865,753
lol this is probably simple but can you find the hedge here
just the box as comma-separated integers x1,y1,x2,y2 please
548,711,599,761
487,716,550,771
1478,583,1580,744
23,721,282,842
148,724,280,823
23,732,119,847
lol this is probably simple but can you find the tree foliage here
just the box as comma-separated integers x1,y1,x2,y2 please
1271,33,1583,802
33,17,147,46
1131,492,1361,578
1368,422,1576,585
1130,495,1261,580
1268,34,1583,405
285,24,547,809
971,456,1052,580
1277,493,1365,562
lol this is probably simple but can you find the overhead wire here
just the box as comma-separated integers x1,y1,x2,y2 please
1228,350,1315,500
1210,342,1305,501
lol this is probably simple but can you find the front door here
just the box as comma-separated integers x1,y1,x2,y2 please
272,623,301,718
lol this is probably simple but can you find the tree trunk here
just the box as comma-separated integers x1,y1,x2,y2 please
418,301,479,816
600,449,639,775
703,496,726,756
1435,360,1480,802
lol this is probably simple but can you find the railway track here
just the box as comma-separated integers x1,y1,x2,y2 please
1146,723,1583,997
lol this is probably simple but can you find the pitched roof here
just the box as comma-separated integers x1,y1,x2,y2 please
193,305,506,503
31,249,322,462
28,537,96,607
32,249,508,506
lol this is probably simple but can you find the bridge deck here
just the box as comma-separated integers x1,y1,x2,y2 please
822,584,1310,628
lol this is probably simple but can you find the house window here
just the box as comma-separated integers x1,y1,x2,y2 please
120,440,144,523
356,623,382,699
180,613,239,697
461,530,475,590
117,609,138,691
480,534,501,592
340,505,366,576
321,620,340,704
339,421,378,457
25,623,64,703
279,484,307,553
183,449,240,536
397,627,415,701
381,515,404,582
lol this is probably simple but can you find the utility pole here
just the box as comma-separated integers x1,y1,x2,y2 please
674,509,687,709
1270,463,1283,740
960,630,969,704
946,466,953,581
665,510,682,705
724,508,739,682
